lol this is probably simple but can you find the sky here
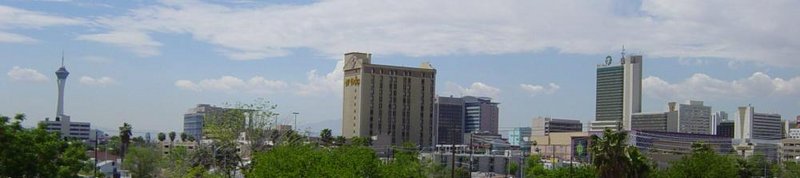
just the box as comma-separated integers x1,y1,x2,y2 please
2,0,799,136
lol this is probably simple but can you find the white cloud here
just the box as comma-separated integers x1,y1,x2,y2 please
0,31,36,43
76,0,800,66
7,66,48,82
520,83,560,96
175,76,288,95
76,31,162,57
0,5,83,43
643,72,800,100
294,60,344,96
444,82,501,99
81,55,112,64
79,76,117,86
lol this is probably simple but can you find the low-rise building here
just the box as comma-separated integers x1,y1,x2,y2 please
42,116,91,141
160,141,198,155
628,130,733,167
781,139,800,162
717,121,735,138
530,132,589,161
789,128,800,139
508,127,532,150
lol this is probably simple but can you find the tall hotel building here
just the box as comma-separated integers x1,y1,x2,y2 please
435,96,465,145
592,54,642,131
42,56,91,140
342,52,436,147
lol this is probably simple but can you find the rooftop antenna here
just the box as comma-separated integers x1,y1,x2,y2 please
621,45,626,58
61,50,65,67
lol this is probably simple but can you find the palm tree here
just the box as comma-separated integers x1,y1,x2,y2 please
590,129,630,178
168,131,176,148
320,128,333,146
119,123,132,169
157,132,166,143
180,132,187,142
626,146,651,178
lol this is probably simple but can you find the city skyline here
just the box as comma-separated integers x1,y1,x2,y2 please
2,0,800,134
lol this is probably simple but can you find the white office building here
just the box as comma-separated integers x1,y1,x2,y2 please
788,128,800,139
677,101,712,134
592,53,642,131
733,106,782,160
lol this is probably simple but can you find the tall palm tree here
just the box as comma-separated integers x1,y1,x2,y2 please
180,132,187,142
590,129,630,178
119,123,132,169
168,131,176,149
157,132,166,143
626,146,651,178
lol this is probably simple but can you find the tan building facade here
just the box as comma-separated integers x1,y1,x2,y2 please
341,52,436,147
531,132,589,161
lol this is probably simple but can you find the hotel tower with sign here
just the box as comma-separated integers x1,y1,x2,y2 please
341,52,436,148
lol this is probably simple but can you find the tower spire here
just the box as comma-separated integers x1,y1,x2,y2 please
61,50,64,67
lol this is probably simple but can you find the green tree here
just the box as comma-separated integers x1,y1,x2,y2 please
0,114,90,177
524,155,549,178
169,131,176,145
548,166,597,178
379,143,426,178
247,138,385,177
162,146,192,178
508,162,519,177
202,100,271,176
654,142,738,178
334,136,346,146
350,136,371,146
123,146,161,178
234,99,278,153
106,135,122,156
773,161,800,178
131,136,147,146
158,132,166,143
180,132,188,142
590,129,630,178
320,128,333,146
745,154,772,178
589,129,651,178
626,146,651,178
119,122,133,169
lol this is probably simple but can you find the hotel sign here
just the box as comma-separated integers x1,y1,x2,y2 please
345,77,360,86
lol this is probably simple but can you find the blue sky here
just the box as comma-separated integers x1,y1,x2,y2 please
2,0,799,136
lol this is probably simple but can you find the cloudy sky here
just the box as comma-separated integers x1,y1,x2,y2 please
2,0,799,135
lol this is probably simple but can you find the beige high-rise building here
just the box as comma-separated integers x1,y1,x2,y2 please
341,52,436,147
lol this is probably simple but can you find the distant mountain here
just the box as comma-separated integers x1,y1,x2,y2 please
299,119,341,137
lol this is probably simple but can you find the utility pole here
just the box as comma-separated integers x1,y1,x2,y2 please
94,130,98,177
451,139,456,178
292,112,299,131
469,133,473,173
